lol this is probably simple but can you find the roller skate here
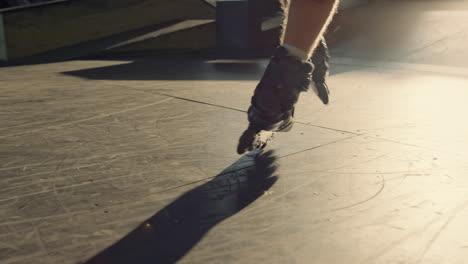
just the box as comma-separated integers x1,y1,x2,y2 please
311,38,331,105
237,40,331,154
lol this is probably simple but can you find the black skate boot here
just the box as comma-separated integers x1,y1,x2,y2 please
310,38,331,105
237,46,314,154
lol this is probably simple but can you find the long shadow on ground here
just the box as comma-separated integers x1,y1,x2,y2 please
85,150,278,264
62,58,266,81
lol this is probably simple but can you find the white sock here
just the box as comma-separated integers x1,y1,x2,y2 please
283,44,309,61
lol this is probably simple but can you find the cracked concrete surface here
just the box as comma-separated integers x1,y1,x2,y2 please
2,1,468,263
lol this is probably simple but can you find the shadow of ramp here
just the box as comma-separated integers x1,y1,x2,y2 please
62,58,265,81
85,150,279,264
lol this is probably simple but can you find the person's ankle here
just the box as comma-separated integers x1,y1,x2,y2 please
282,44,309,61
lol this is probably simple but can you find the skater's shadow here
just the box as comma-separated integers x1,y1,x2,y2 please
85,150,279,264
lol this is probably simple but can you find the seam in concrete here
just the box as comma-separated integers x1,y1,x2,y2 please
394,26,468,62
150,91,362,135
0,14,7,61
149,91,435,151
331,57,468,77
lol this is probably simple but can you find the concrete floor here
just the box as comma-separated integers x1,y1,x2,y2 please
2,1,468,263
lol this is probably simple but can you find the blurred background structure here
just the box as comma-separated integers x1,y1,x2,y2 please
2,0,468,263
0,0,371,63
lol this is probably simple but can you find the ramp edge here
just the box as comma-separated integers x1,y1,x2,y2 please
0,14,7,61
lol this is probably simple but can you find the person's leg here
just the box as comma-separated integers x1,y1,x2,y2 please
282,0,334,104
282,0,339,58
237,0,339,154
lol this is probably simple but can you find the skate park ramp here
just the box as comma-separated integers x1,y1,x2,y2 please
4,0,468,263
0,0,215,63
0,0,366,64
